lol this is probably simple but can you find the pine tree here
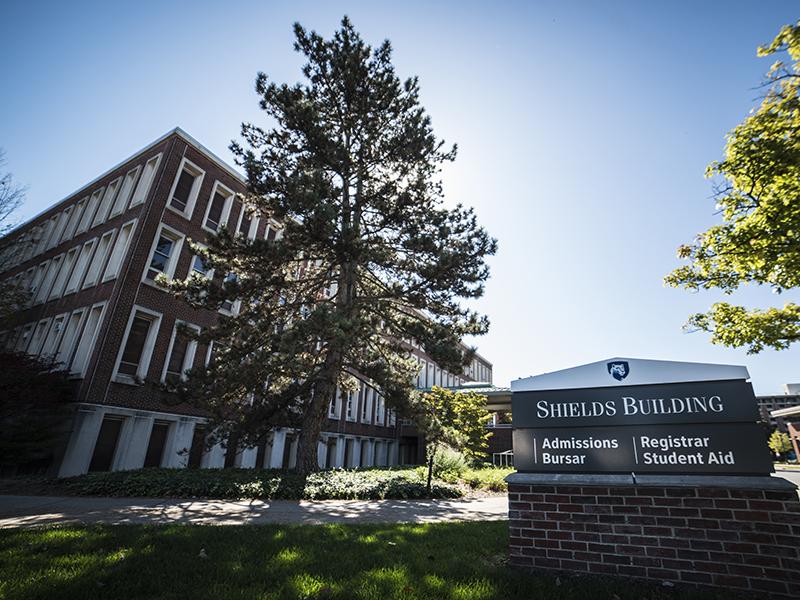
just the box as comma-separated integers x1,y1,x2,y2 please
169,17,496,473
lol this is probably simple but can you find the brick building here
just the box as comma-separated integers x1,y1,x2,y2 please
757,383,800,430
0,128,494,477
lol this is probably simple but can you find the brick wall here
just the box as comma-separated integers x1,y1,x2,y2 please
508,482,800,597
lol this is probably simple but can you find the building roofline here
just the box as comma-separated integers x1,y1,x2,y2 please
770,405,800,418
3,127,245,239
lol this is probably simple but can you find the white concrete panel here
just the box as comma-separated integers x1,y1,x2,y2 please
269,429,286,468
113,413,154,471
235,446,258,469
201,441,226,469
58,405,106,477
163,419,195,468
512,357,750,392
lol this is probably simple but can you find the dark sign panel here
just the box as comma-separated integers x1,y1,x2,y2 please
512,380,758,428
511,376,771,476
513,423,773,474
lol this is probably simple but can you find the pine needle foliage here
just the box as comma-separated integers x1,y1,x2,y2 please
168,17,496,473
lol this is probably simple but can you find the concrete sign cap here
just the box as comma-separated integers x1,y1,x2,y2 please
511,357,750,393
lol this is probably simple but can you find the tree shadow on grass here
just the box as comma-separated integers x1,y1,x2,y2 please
0,523,731,600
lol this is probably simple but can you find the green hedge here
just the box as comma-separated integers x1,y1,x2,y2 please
52,467,463,500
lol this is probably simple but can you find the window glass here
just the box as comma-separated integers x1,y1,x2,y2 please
170,170,195,212
191,255,210,277
165,330,189,383
119,315,151,376
205,191,227,231
147,235,174,280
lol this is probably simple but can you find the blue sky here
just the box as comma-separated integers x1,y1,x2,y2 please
2,1,799,393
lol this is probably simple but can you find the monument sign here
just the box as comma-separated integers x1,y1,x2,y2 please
511,357,772,475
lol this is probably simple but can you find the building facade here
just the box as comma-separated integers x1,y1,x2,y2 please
757,383,800,430
0,128,494,477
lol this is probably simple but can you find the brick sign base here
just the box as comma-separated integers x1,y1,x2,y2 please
507,474,800,598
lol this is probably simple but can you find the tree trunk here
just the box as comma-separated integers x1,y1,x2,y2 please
426,452,434,496
295,348,344,475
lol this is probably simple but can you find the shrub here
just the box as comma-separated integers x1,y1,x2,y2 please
432,447,469,481
459,466,515,492
52,467,463,501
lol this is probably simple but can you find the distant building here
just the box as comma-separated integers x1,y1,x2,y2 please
0,128,495,476
757,383,800,430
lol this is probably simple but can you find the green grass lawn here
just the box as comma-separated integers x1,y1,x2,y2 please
0,522,728,600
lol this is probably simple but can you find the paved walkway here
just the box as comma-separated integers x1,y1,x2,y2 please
0,494,508,528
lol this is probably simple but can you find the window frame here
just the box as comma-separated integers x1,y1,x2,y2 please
161,321,200,383
64,238,97,296
40,312,69,360
69,301,106,378
63,198,86,242
128,153,162,209
49,245,79,300
166,157,205,219
92,176,122,228
202,181,234,234
82,228,117,289
55,308,87,368
102,218,137,282
235,203,258,240
143,223,184,286
28,318,52,356
113,305,162,384
109,165,141,218
78,188,105,234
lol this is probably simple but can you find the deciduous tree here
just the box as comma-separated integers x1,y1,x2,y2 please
665,22,800,352
411,386,491,495
0,352,74,472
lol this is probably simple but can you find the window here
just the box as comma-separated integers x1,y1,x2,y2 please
49,211,70,250
64,239,97,295
55,309,86,367
109,166,140,218
145,225,183,282
190,254,211,278
236,205,257,239
129,154,161,208
162,322,199,383
70,303,105,377
375,394,385,425
92,177,121,227
203,182,234,232
82,229,116,288
329,388,342,419
144,421,171,468
360,384,373,424
50,246,79,300
63,199,85,241
35,255,62,304
167,158,204,217
102,219,136,282
29,261,49,302
23,227,40,261
265,224,280,242
388,409,396,427
219,272,238,313
28,319,51,355
346,390,356,421
15,323,33,352
40,313,67,359
37,217,57,254
88,416,125,472
115,307,161,381
77,188,104,234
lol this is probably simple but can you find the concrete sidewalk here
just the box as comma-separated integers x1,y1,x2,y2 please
0,494,508,528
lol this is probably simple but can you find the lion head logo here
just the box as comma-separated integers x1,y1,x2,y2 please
607,361,630,382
